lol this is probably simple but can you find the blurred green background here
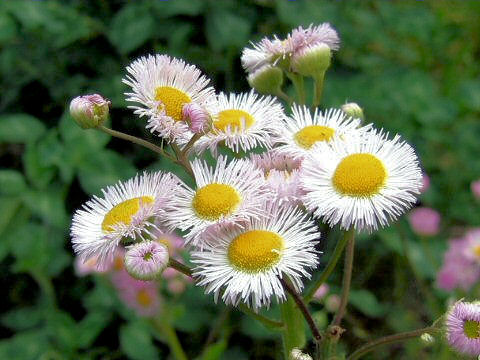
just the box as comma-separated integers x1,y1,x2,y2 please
1,0,479,359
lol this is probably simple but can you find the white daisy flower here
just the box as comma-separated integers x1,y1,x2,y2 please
250,151,304,205
71,172,180,267
276,105,368,160
123,54,215,143
301,130,423,231
194,91,285,155
164,156,271,244
191,202,320,310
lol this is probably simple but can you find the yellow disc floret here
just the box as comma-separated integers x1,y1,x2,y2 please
102,196,154,233
333,153,387,197
155,86,191,121
294,125,335,149
213,109,255,132
192,183,241,220
228,230,284,272
136,289,153,307
473,245,480,259
464,320,480,339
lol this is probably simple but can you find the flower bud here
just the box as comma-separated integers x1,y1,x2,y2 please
182,103,211,133
291,43,331,77
124,241,169,281
290,348,313,360
247,64,284,95
420,333,435,345
341,102,364,121
471,180,480,201
69,94,110,129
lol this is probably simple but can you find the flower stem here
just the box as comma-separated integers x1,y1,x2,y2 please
312,72,325,109
97,125,172,159
304,229,354,302
346,326,439,360
275,90,294,105
287,72,306,104
171,143,195,179
280,295,306,360
332,232,355,326
153,315,188,360
168,258,193,278
280,278,322,343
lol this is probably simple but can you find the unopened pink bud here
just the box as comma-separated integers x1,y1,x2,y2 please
182,103,210,133
69,94,110,129
313,284,329,300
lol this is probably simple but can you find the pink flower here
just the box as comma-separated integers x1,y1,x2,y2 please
437,231,480,291
74,256,110,276
446,301,480,356
471,180,480,200
420,173,430,193
408,207,441,236
117,279,161,317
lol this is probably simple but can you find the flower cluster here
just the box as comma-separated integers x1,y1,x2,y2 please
70,23,423,313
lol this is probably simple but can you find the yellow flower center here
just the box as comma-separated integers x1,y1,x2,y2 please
332,153,387,197
192,183,241,220
213,109,255,132
154,86,191,121
473,245,480,258
228,230,284,272
136,289,153,307
464,320,480,339
294,125,335,149
102,197,154,233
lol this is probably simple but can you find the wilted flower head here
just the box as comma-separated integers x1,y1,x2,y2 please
408,207,441,236
124,241,169,281
70,94,110,129
446,301,480,356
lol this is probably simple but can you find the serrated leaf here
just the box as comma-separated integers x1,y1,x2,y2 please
0,114,46,144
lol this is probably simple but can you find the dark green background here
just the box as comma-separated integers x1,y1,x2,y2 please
1,0,479,359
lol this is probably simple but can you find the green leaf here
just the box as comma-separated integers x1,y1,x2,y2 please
23,143,56,189
46,311,79,352
59,111,110,152
0,114,46,144
1,306,43,331
0,12,17,45
78,149,136,195
152,0,204,17
205,9,251,51
0,170,27,196
119,321,159,360
0,330,50,360
22,188,68,228
0,196,22,237
108,2,156,54
349,289,386,318
76,311,112,349
200,339,227,360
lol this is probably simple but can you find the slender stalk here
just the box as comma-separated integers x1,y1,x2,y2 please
182,133,202,154
312,72,325,108
31,271,57,309
280,278,322,343
346,326,439,360
287,72,306,104
153,316,188,360
332,232,355,326
171,142,195,178
304,229,354,302
275,90,293,105
280,295,306,360
98,125,171,158
168,258,193,278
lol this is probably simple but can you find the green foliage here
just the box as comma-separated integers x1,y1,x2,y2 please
1,0,479,359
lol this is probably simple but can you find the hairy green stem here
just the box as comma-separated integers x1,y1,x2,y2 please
98,125,171,158
275,90,293,105
280,295,306,360
332,232,355,326
312,72,325,108
168,258,193,278
346,326,439,360
305,229,354,302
